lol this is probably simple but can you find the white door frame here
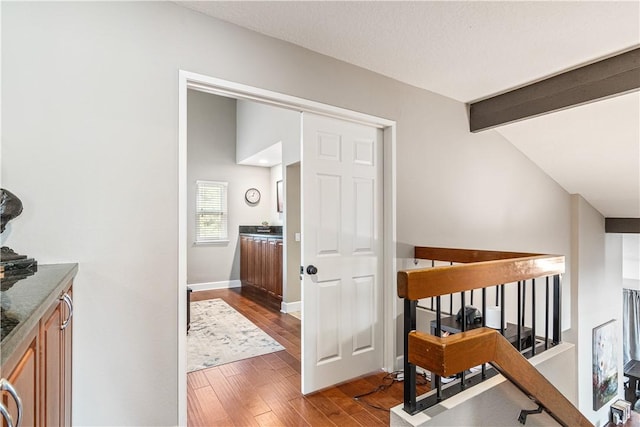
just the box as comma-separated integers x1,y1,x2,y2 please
177,70,397,425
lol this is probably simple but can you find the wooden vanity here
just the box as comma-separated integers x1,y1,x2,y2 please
1,263,77,427
239,226,283,311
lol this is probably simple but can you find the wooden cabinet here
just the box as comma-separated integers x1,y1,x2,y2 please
1,327,38,427
42,300,62,427
240,234,283,310
265,239,283,298
42,288,73,427
1,274,73,427
62,290,72,427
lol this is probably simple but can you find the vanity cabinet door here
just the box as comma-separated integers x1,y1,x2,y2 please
1,327,38,427
42,287,73,427
62,289,73,427
273,240,283,298
248,237,264,287
239,234,283,308
240,236,250,285
42,301,63,427
265,239,283,298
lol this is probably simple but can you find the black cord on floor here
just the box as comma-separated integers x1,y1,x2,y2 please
353,371,428,411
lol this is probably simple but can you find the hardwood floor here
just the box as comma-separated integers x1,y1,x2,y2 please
187,288,429,426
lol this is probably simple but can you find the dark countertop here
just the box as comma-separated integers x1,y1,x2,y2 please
240,233,283,239
239,225,282,238
1,263,78,367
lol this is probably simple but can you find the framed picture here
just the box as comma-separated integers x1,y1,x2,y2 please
276,180,284,213
593,319,618,410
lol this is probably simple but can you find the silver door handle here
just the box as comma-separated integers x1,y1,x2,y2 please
60,293,73,330
0,378,22,427
0,401,14,427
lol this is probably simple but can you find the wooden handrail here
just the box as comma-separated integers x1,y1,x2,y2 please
397,247,565,300
408,328,592,427
414,246,542,263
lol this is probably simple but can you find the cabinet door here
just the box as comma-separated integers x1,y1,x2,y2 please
274,240,283,298
262,239,283,297
250,238,264,288
62,289,73,427
264,240,275,295
240,236,249,284
2,329,38,427
260,238,269,291
42,299,63,427
247,238,259,286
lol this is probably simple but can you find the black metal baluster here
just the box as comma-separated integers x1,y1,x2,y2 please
481,287,487,379
460,291,466,390
449,262,454,315
517,281,522,351
553,274,562,345
436,296,442,401
545,276,550,350
430,260,435,311
531,278,536,355
500,284,505,336
522,279,526,327
403,299,417,414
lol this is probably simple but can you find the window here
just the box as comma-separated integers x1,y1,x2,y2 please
195,180,228,243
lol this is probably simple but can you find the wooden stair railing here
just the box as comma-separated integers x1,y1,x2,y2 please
397,252,565,300
408,328,592,427
398,246,589,424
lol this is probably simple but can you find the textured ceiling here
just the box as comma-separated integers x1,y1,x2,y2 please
178,1,640,217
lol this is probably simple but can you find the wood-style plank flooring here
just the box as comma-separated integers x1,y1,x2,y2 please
187,288,429,426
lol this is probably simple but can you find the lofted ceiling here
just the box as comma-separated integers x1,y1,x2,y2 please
178,1,640,218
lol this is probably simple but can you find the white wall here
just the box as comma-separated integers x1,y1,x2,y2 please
285,163,301,304
187,90,271,285
269,164,283,226
1,2,582,424
236,99,300,165
570,195,625,425
623,234,640,289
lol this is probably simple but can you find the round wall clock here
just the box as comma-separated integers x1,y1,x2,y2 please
245,188,261,204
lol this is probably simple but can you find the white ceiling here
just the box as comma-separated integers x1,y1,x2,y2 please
178,1,640,217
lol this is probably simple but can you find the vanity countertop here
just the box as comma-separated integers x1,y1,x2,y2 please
239,233,283,239
1,263,78,367
239,225,282,238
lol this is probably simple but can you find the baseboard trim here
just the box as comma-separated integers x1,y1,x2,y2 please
281,300,301,314
187,280,241,291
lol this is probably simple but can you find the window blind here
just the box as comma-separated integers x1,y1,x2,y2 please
195,180,228,242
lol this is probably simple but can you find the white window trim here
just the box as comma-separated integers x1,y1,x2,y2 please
195,180,228,244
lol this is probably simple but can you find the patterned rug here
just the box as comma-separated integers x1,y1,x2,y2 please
187,298,285,372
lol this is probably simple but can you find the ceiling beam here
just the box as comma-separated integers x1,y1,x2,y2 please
605,218,640,234
469,47,640,132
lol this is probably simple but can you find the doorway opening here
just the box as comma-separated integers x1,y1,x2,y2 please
178,71,397,425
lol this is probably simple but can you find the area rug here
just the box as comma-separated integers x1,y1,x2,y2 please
187,298,285,372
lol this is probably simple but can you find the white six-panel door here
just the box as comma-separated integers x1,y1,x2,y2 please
301,112,384,394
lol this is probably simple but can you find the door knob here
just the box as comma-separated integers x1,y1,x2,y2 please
306,265,318,275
